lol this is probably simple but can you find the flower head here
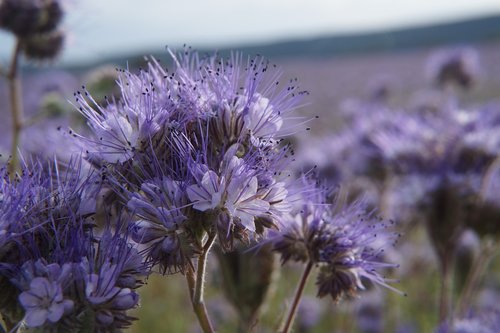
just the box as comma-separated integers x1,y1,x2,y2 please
0,158,149,330
74,48,308,258
426,47,480,89
75,228,148,331
271,176,400,301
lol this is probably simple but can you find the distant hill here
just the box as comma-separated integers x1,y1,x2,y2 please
66,14,500,71
222,14,500,58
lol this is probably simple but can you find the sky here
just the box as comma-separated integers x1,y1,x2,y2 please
1,0,500,65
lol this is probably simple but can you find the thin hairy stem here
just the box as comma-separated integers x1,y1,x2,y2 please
456,241,499,317
439,253,454,323
191,233,216,333
7,39,24,176
280,261,313,333
186,263,196,300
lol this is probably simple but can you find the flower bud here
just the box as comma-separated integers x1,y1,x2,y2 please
22,30,64,61
0,0,63,37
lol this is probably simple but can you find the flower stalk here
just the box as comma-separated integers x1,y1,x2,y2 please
7,38,24,176
191,233,216,333
456,240,499,317
438,252,454,323
280,261,313,333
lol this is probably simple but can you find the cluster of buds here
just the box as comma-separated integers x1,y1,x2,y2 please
0,0,65,61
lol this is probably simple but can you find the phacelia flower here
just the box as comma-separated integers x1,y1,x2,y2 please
127,177,196,274
271,176,401,302
76,228,149,331
0,158,149,331
19,276,73,327
74,48,309,259
187,151,270,232
426,47,480,89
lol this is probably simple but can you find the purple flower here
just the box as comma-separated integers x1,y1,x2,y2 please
74,48,309,260
79,259,141,330
19,277,73,327
187,152,270,232
271,176,401,301
426,46,480,89
373,103,500,243
73,54,199,166
127,177,195,274
0,158,148,330
0,159,81,322
0,159,90,265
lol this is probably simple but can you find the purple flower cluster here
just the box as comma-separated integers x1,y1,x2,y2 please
309,80,500,239
0,160,148,331
73,49,309,273
425,47,480,89
270,176,400,301
374,102,500,245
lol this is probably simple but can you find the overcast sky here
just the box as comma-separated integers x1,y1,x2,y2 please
1,0,500,65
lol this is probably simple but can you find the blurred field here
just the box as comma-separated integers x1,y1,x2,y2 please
278,40,500,132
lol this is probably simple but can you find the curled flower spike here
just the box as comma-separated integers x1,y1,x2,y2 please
74,227,149,331
0,158,150,331
21,29,65,62
270,176,401,333
271,176,401,302
127,177,198,274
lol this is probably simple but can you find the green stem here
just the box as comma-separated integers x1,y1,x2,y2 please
280,261,313,333
191,233,216,333
456,241,499,317
439,253,453,323
186,262,196,300
7,39,24,177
